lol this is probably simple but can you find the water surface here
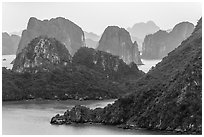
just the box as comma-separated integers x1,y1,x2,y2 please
2,56,166,135
138,59,161,73
2,55,16,69
2,100,171,135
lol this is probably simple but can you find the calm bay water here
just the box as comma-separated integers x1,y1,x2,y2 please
2,55,165,135
2,100,171,135
2,55,16,69
138,59,162,73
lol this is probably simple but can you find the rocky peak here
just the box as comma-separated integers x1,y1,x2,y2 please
97,26,143,65
17,17,85,56
170,21,194,39
12,36,71,73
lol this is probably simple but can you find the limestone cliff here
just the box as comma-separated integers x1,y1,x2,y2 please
16,17,85,56
142,22,194,59
97,26,142,65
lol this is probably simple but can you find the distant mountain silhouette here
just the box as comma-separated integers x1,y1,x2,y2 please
84,31,100,41
84,38,98,49
142,21,194,59
84,31,100,49
127,21,160,40
10,31,22,36
16,17,85,56
2,32,21,55
97,26,143,65
127,21,160,52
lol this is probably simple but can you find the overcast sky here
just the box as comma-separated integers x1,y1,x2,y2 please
2,2,202,35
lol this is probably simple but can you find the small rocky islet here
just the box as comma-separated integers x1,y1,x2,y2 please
50,18,202,135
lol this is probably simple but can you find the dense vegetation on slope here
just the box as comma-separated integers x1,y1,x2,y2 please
73,47,144,81
13,36,72,73
3,37,144,101
3,66,122,101
51,18,202,134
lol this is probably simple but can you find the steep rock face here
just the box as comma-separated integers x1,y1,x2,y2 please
2,32,21,55
97,26,143,65
17,17,85,56
130,36,143,51
12,36,72,73
142,22,194,59
51,18,202,134
73,47,144,81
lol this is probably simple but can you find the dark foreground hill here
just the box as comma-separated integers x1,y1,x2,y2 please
3,37,144,101
51,18,202,134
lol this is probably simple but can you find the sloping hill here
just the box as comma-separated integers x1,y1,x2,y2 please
51,18,202,134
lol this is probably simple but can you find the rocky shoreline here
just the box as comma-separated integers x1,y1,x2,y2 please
50,105,200,135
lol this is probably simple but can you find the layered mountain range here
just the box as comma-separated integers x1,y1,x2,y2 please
51,18,202,134
2,32,21,55
97,26,143,65
127,21,160,40
142,22,194,59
